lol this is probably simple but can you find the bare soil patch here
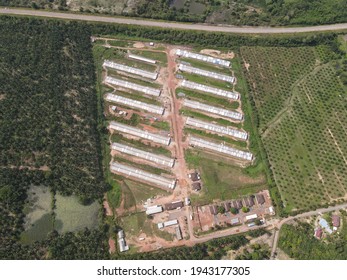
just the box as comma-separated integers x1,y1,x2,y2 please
200,49,234,59
133,42,145,49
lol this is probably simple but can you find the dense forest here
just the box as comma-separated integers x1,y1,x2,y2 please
279,219,347,259
0,16,106,201
1,0,346,26
0,16,109,259
114,234,249,260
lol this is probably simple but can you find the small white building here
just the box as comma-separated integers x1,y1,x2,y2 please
146,205,163,215
118,238,129,252
245,214,258,221
163,219,178,227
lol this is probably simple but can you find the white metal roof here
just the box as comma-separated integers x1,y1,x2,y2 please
111,142,175,167
128,54,156,64
118,238,129,252
183,99,243,121
189,136,252,161
109,121,171,146
117,230,125,239
105,76,161,97
178,64,235,83
186,117,248,141
231,218,240,225
245,214,258,220
110,162,176,190
146,205,164,215
181,80,239,100
163,219,178,227
176,49,231,67
175,226,183,240
105,93,165,115
103,60,158,80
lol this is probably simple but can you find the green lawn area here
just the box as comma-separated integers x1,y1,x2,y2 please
107,179,122,209
107,39,133,48
186,149,266,205
94,45,157,72
118,212,174,241
54,194,100,233
116,179,170,212
130,50,168,66
179,58,231,75
181,72,233,90
124,179,170,205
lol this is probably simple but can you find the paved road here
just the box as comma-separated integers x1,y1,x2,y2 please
270,203,347,259
1,8,347,34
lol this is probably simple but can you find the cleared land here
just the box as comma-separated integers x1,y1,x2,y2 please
241,45,347,212
186,149,266,205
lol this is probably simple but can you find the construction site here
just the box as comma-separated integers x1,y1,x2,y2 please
95,38,271,254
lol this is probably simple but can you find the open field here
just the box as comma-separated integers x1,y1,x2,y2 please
120,179,170,212
130,50,168,66
118,212,174,245
186,149,266,205
55,194,100,233
125,180,169,205
241,45,347,212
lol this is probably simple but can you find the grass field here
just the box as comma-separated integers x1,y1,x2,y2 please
54,194,100,233
21,185,53,244
125,180,169,206
186,149,266,205
179,58,231,75
241,45,347,212
119,179,170,212
130,50,168,67
119,212,174,242
94,45,157,72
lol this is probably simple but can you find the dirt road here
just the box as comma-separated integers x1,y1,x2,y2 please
1,8,347,34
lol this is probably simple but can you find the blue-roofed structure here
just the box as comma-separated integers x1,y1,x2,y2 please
319,218,333,234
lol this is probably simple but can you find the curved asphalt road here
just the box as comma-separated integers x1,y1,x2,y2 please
1,8,347,34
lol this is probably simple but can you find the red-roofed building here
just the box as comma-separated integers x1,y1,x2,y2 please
314,228,323,239
332,215,340,229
